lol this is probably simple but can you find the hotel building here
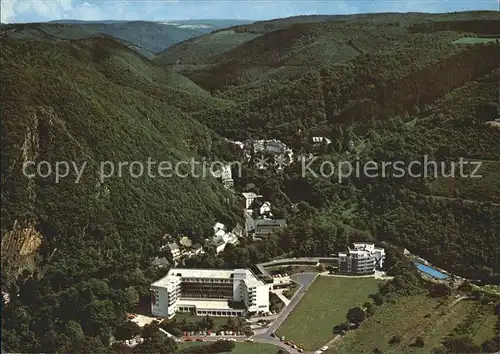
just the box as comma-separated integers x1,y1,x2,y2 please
151,268,270,319
338,243,386,274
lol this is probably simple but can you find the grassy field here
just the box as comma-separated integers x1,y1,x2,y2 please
326,296,497,354
178,341,280,354
276,276,383,350
453,37,499,44
471,311,497,345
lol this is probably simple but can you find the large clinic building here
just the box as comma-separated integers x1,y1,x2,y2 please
338,243,386,274
151,268,270,319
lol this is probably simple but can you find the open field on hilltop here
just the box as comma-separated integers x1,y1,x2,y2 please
178,341,280,354
276,276,383,350
326,297,497,354
426,160,500,204
453,37,499,44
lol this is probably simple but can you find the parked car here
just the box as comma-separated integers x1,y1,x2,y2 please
245,338,254,342
195,338,204,342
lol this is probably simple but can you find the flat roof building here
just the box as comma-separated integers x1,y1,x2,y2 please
338,243,385,275
151,268,270,319
254,218,287,236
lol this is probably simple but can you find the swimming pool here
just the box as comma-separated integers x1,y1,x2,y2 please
413,261,448,280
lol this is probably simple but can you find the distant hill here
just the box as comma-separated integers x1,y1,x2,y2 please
2,11,500,354
1,19,254,58
155,11,499,66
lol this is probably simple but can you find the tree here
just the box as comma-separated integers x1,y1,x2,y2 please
471,290,483,301
430,283,451,298
430,346,448,354
366,303,376,317
442,337,480,353
226,317,235,330
142,322,159,339
458,281,473,293
123,287,140,311
133,332,177,354
64,320,85,342
115,321,142,341
414,336,425,347
476,102,498,122
333,323,349,334
388,335,402,345
481,338,500,353
371,293,384,306
410,105,420,116
346,307,366,325
495,303,500,316
210,340,235,352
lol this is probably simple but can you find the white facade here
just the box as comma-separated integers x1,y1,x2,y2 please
338,243,386,274
167,243,181,261
211,221,240,254
259,201,272,216
271,274,292,289
312,136,332,145
242,192,261,209
151,268,270,318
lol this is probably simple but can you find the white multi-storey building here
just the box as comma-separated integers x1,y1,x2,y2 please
151,268,270,319
338,243,386,274
242,192,261,210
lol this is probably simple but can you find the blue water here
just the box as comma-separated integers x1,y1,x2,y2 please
413,261,448,280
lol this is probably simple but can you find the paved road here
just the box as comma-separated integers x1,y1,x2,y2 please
255,272,319,341
179,273,319,354
272,290,291,306
256,257,337,277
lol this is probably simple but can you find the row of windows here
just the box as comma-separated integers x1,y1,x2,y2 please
183,278,232,284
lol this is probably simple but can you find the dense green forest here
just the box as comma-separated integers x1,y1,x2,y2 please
1,11,499,353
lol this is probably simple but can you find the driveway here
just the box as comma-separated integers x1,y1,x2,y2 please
181,273,320,354
255,272,318,339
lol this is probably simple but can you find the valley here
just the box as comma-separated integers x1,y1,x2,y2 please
1,7,499,354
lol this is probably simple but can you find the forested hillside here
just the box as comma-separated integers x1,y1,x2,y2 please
0,35,244,352
1,11,499,353
0,19,252,58
156,12,500,281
